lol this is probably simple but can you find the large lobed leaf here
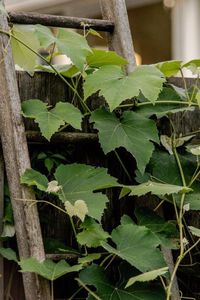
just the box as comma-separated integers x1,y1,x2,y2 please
55,163,120,221
91,108,159,174
84,65,165,111
79,264,166,300
22,99,82,141
101,222,166,272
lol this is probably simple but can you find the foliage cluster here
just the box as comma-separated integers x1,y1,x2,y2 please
1,21,200,300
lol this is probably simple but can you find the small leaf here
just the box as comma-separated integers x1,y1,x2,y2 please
0,248,18,263
84,65,165,111
21,168,48,192
64,200,88,222
11,25,40,73
86,49,128,67
46,180,62,193
77,217,110,247
87,28,103,38
195,90,200,107
187,145,200,156
91,108,159,174
19,258,82,281
156,60,182,77
78,253,101,265
188,226,200,237
101,223,165,272
183,59,200,75
22,100,82,140
121,181,191,197
125,267,168,288
1,224,15,237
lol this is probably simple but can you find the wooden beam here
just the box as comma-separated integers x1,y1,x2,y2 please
26,131,98,144
100,0,136,73
8,11,114,32
0,8,50,300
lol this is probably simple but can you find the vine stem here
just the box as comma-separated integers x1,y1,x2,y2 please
76,278,101,300
118,100,197,109
0,28,91,114
51,281,54,300
114,150,132,183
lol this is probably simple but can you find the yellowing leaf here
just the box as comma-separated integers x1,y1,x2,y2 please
11,25,40,72
64,200,88,222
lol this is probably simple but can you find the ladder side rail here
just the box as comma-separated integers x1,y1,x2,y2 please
100,0,136,73
0,8,50,300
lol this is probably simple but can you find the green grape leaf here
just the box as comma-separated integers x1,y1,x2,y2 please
55,163,119,220
91,108,159,174
35,25,91,70
19,258,82,281
125,267,168,288
135,208,179,249
188,226,200,237
11,25,40,73
182,59,200,75
78,253,101,265
156,60,182,77
35,24,55,48
77,217,110,247
35,64,80,78
121,181,191,198
20,168,48,192
80,265,166,300
56,29,91,70
0,248,18,263
22,99,82,140
101,223,166,272
86,49,128,67
84,65,165,111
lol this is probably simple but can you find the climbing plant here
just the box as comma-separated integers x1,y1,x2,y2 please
1,20,200,300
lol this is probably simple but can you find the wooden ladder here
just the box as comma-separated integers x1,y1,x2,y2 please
0,1,180,299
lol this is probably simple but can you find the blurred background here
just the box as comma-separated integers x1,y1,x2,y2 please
4,0,200,65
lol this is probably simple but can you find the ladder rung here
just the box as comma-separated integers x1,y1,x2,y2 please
8,12,114,32
46,253,78,260
26,130,98,144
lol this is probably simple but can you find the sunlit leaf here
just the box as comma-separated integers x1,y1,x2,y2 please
188,226,200,237
11,25,40,72
84,65,165,111
156,60,182,77
86,49,128,67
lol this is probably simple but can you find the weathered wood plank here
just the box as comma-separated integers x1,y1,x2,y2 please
100,0,136,73
8,11,114,32
0,9,50,300
26,131,98,144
